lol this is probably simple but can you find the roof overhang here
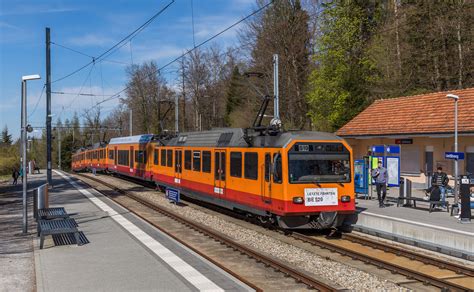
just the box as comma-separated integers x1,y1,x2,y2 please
339,131,474,139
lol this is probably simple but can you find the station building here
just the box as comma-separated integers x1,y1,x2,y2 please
336,87,474,183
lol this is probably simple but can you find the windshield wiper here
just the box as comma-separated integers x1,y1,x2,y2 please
312,181,322,187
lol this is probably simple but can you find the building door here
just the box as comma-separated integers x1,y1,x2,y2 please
262,153,272,204
425,151,433,175
214,150,226,198
174,149,182,184
466,153,474,175
129,146,134,173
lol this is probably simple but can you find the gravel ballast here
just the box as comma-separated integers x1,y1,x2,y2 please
84,174,405,291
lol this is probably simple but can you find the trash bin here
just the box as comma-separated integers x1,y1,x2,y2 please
33,183,49,219
399,177,412,206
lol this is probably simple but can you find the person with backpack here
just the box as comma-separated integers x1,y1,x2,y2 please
431,166,449,209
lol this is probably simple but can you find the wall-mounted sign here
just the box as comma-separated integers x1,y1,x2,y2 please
445,152,465,160
395,139,413,144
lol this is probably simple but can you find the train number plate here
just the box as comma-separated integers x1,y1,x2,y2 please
304,188,338,206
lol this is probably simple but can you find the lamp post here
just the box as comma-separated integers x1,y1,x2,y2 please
21,74,41,234
447,93,459,204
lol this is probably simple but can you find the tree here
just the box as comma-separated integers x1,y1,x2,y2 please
306,1,381,131
1,125,13,146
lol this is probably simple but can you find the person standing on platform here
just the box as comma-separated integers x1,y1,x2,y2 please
431,166,449,209
372,160,388,208
12,168,19,185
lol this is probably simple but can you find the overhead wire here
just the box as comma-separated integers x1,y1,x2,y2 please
28,85,46,119
51,0,175,84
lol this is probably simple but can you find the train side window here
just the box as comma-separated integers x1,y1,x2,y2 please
202,151,211,173
130,149,134,167
244,152,258,180
273,153,282,184
214,152,226,180
193,151,201,172
160,149,166,166
184,150,191,170
166,150,173,167
108,150,114,160
154,149,159,165
265,153,271,182
230,152,242,178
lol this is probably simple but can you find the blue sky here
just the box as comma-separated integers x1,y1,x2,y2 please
0,0,256,140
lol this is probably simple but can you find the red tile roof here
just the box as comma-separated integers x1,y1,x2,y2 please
336,88,474,137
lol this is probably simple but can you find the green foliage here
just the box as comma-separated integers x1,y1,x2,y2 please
224,66,245,126
1,125,13,146
0,143,20,175
307,2,381,132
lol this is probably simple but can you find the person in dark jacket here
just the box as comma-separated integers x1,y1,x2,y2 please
372,160,388,207
12,168,19,185
431,166,449,208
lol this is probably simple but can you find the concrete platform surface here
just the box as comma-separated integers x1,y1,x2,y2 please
355,192,473,260
34,170,253,292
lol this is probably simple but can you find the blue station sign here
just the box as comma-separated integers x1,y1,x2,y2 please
166,188,180,204
445,152,465,160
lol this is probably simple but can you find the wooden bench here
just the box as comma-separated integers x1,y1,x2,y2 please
38,218,82,249
397,197,449,213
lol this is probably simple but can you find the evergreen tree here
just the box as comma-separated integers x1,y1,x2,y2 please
1,125,13,146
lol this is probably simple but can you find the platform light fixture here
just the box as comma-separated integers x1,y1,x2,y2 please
446,93,459,205
21,74,41,234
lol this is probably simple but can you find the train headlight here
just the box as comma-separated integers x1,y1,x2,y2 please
293,197,304,204
341,196,351,203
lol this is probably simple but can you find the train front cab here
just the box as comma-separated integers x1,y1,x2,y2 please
274,139,357,230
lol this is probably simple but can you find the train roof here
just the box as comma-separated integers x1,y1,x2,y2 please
165,128,343,148
108,134,154,145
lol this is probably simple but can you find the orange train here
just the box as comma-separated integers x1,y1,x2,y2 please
72,129,357,230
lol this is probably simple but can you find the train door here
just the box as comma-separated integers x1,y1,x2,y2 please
262,153,272,204
129,146,134,174
114,146,117,171
214,150,226,197
174,149,182,185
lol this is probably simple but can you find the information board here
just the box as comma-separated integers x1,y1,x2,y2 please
386,157,400,187
354,159,368,194
166,188,180,204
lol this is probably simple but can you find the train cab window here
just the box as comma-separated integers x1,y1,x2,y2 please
230,152,242,178
202,151,211,173
273,153,282,184
166,150,173,167
184,150,192,170
265,153,271,182
160,149,166,166
154,149,159,165
193,151,201,171
135,150,146,164
108,150,114,160
244,152,258,180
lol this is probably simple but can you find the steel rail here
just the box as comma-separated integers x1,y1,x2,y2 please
75,173,341,292
342,233,474,277
291,232,472,292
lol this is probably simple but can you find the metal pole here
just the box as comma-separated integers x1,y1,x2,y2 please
273,54,279,120
454,99,459,204
21,80,28,234
129,109,133,136
175,94,179,133
46,27,52,186
58,128,61,170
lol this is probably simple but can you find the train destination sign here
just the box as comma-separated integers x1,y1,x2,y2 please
304,188,338,206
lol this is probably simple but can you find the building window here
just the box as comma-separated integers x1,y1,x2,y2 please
230,152,242,178
154,149,159,165
193,151,201,171
184,150,192,170
202,151,211,173
166,150,173,167
161,149,166,166
244,152,258,180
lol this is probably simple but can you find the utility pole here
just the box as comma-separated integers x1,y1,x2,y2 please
46,27,52,185
57,128,61,170
273,54,280,121
129,109,133,136
21,80,27,234
175,94,179,133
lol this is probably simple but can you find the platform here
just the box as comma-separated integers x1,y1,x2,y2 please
355,186,473,260
34,170,253,292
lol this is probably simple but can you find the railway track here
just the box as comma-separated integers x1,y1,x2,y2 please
75,173,474,291
74,173,341,291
